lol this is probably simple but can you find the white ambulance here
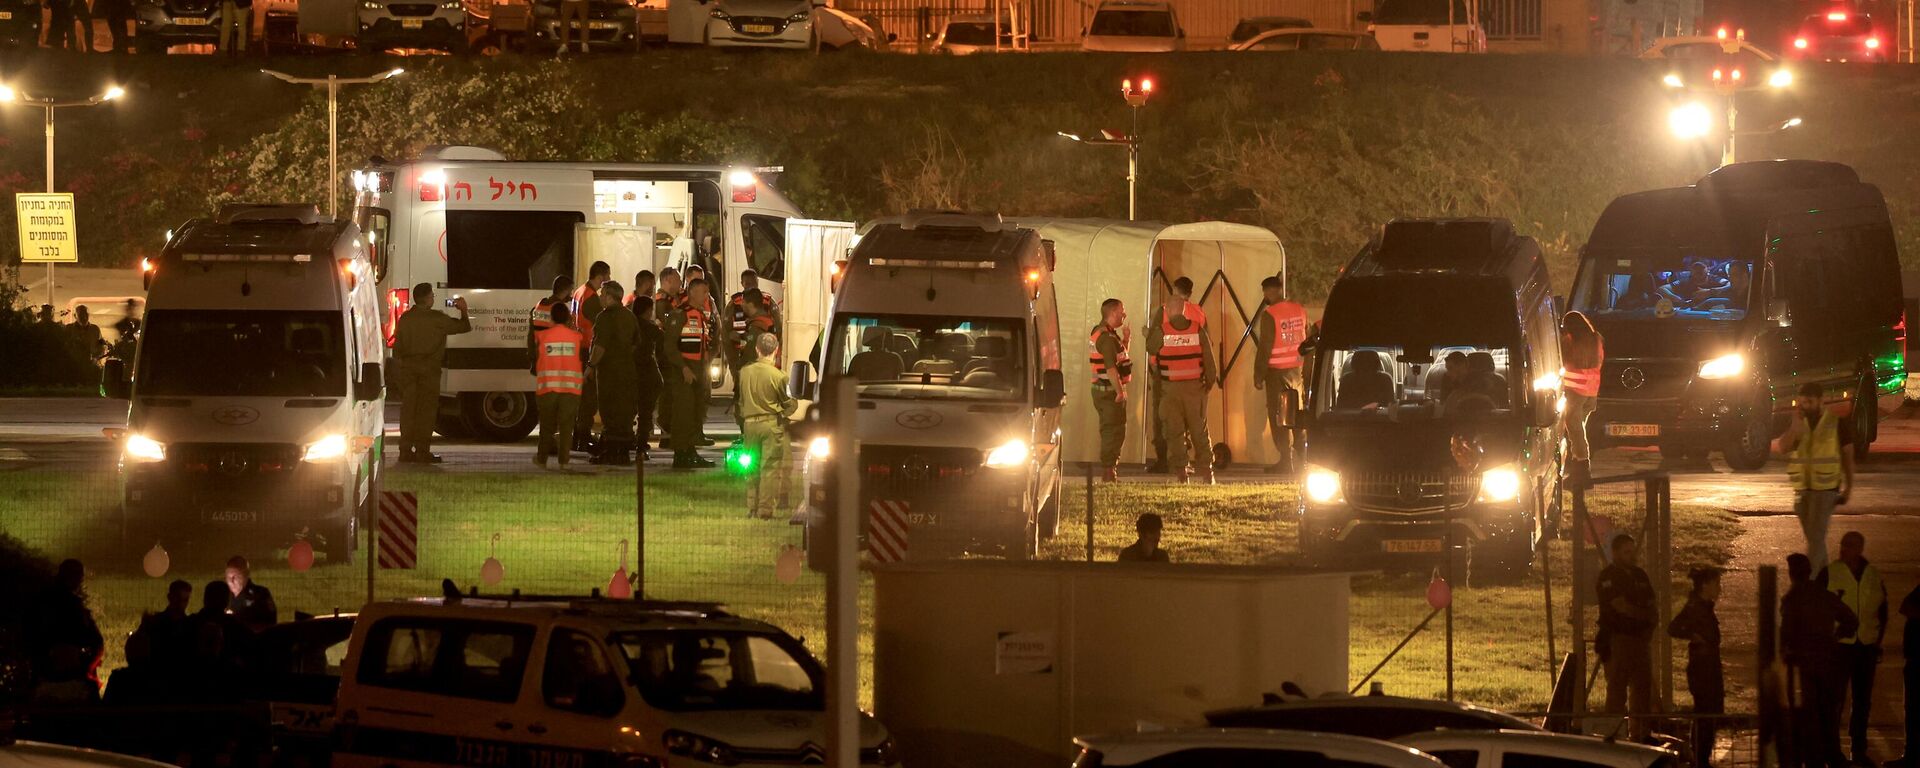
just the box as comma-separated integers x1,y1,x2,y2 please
104,203,385,563
352,146,845,441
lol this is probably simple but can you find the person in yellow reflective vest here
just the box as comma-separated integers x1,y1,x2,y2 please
1775,382,1857,572
1826,531,1889,766
531,303,586,470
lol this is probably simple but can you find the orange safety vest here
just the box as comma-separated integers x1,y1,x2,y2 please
534,325,585,396
1156,304,1206,382
531,297,563,333
571,284,598,340
1561,336,1604,397
1089,324,1133,387
1265,301,1308,370
678,306,711,362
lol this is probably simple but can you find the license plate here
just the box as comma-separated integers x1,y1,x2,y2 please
907,512,939,526
0,12,12,19
1606,423,1660,438
743,23,774,33
205,509,259,523
1383,539,1443,554
174,16,209,24
401,18,423,27
589,20,618,28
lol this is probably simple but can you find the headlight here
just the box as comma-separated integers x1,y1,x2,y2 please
125,433,166,463
708,9,729,19
663,730,739,766
709,362,723,382
1304,465,1341,504
1697,353,1745,380
983,439,1029,468
787,9,809,21
439,0,460,9
303,434,350,462
808,436,831,459
1479,464,1522,503
360,1,380,8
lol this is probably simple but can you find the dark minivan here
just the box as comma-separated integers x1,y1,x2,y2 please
1298,219,1563,584
1570,160,1903,470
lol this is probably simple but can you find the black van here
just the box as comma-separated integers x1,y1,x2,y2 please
1298,219,1563,584
1569,160,1903,470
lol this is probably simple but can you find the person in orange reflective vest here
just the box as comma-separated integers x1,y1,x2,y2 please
527,274,574,370
663,278,718,468
1254,276,1308,475
651,267,684,447
729,269,783,341
625,269,656,308
730,290,778,435
1146,276,1218,484
532,303,586,470
1089,298,1132,481
1560,311,1604,482
681,265,724,448
572,261,612,454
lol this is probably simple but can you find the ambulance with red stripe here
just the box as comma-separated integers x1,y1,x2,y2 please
794,212,1066,565
351,146,839,443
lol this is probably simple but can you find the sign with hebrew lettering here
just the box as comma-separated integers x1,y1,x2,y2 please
16,193,78,263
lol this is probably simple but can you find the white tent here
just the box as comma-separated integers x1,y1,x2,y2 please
1013,218,1289,468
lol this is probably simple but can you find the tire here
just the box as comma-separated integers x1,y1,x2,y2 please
1722,404,1771,472
1854,376,1876,462
1038,471,1062,540
460,391,537,442
323,512,357,565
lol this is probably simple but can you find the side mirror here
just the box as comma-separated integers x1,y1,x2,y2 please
1355,10,1373,21
101,358,131,400
788,360,815,401
355,362,384,401
1039,369,1065,409
1768,298,1791,324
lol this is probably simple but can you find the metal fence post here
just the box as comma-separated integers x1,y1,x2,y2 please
1569,479,1590,719
1757,565,1781,768
635,434,645,599
366,459,379,606
1084,462,1095,563
1652,475,1673,709
826,379,860,768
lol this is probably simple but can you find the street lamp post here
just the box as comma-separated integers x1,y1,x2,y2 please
0,83,126,309
1664,60,1794,168
1057,77,1154,221
262,68,405,219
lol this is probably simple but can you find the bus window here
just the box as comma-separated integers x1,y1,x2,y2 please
742,214,787,282
356,208,392,282
445,210,584,290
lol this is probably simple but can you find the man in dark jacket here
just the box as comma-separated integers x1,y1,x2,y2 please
28,559,103,702
224,556,277,632
1782,553,1858,768
1669,566,1724,767
1599,533,1656,741
631,295,665,461
1116,513,1170,563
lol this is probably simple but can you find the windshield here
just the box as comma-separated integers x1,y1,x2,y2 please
615,631,822,712
1089,9,1175,36
945,21,998,45
138,310,346,397
1572,254,1752,321
1372,0,1471,25
1315,345,1517,422
831,314,1026,401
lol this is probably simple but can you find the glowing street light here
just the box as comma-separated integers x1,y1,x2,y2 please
1669,102,1715,140
1058,77,1156,221
262,68,406,219
0,82,127,308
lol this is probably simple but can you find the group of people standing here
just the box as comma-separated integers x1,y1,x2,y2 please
38,0,138,54
1087,275,1309,485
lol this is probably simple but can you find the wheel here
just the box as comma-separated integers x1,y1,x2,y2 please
1854,376,1877,461
459,391,537,442
1721,404,1771,472
1007,519,1039,561
323,513,357,565
1038,466,1063,540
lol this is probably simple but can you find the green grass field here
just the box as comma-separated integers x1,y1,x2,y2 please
0,463,1735,712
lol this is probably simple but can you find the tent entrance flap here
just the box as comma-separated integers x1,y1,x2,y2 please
1013,218,1287,469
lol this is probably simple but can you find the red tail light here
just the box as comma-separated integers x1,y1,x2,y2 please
1827,11,1847,21
1794,37,1809,48
384,288,410,347
1866,36,1881,49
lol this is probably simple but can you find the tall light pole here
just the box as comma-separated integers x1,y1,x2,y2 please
1057,76,1154,221
1662,31,1793,168
0,82,126,309
262,68,405,219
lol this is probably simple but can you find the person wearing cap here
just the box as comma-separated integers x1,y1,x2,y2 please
1826,531,1888,766
1669,566,1724,767
1117,513,1170,563
1775,381,1856,573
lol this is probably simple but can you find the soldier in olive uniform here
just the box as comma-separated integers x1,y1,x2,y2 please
1089,298,1131,482
737,332,796,519
1145,277,1218,484
392,283,471,464
589,281,640,466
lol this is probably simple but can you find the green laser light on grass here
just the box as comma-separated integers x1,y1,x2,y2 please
725,444,757,475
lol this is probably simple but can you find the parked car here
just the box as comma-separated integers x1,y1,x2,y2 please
0,0,42,47
1360,0,1484,52
932,12,1010,54
132,0,223,53
1232,27,1381,50
695,0,816,49
1789,10,1885,62
1074,729,1445,768
0,742,181,768
528,0,640,52
816,6,888,50
1229,15,1309,43
1206,693,1541,739
1638,32,1775,60
1397,729,1681,768
332,596,898,768
1081,0,1182,52
357,0,470,52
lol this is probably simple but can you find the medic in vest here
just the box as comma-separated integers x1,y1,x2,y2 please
1254,275,1308,475
1146,276,1219,485
1089,298,1132,482
1775,381,1858,573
